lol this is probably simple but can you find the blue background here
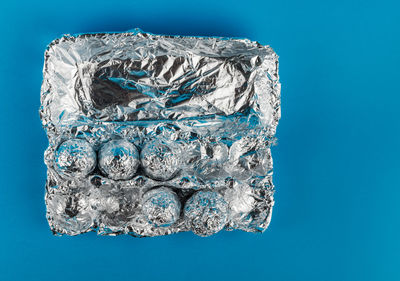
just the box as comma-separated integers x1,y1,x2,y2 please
0,0,399,280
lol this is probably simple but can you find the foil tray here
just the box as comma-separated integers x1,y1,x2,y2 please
40,29,281,237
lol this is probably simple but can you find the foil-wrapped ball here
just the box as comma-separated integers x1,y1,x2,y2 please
140,140,181,181
98,139,140,180
54,139,96,178
142,187,181,227
184,191,228,237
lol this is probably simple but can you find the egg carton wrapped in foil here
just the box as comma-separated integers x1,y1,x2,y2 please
40,29,281,237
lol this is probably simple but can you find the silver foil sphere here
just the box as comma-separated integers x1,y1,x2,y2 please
140,140,180,181
54,139,96,178
184,190,228,237
98,139,140,180
142,187,181,227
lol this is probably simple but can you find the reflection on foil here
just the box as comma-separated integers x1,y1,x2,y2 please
40,28,281,237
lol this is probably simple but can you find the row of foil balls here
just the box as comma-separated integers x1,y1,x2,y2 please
53,136,269,182
54,138,184,181
47,186,230,237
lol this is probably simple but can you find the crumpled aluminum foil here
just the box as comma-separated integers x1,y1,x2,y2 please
40,28,281,237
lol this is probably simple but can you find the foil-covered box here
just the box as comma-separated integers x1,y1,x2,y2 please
40,29,281,237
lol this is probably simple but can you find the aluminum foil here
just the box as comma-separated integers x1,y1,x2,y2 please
40,28,281,237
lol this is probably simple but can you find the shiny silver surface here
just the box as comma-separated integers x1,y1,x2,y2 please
54,139,97,179
140,139,181,181
98,139,140,180
40,29,281,237
184,190,229,237
142,187,181,227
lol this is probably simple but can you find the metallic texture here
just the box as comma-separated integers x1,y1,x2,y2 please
140,139,181,181
98,139,140,180
54,139,97,179
184,191,228,237
142,187,181,227
40,28,281,237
